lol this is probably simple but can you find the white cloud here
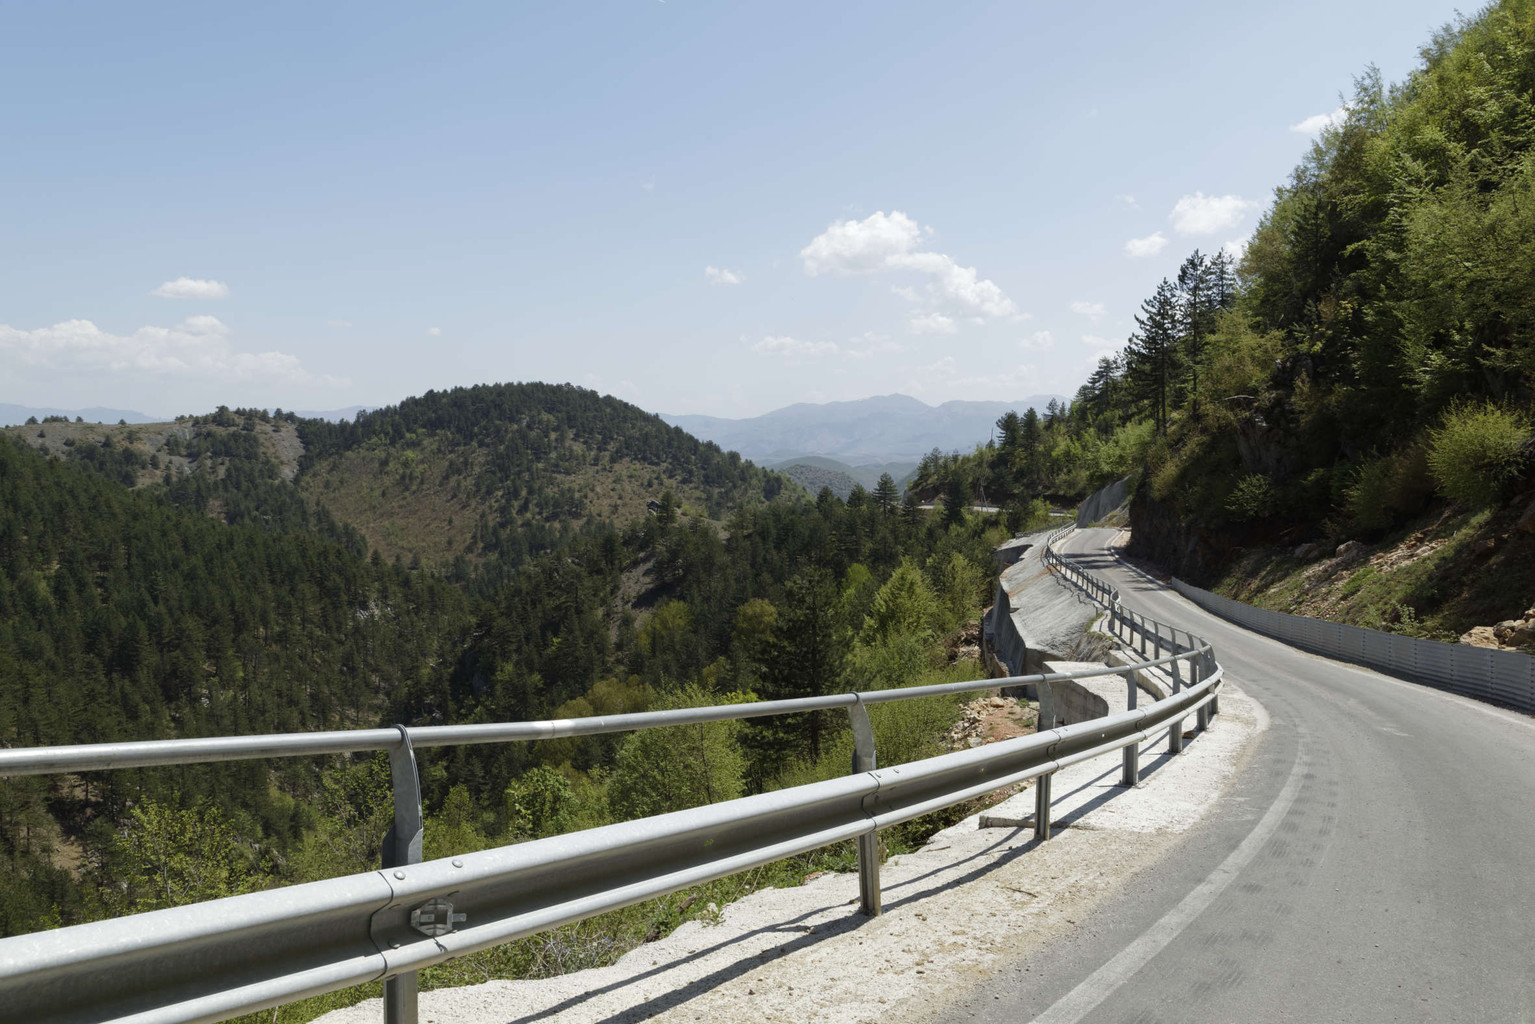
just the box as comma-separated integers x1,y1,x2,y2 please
1290,106,1349,134
1169,192,1259,236
0,316,343,386
1223,234,1253,260
1115,194,1139,208
1019,330,1055,351
800,210,1017,318
1070,301,1107,322
909,312,958,335
1081,334,1122,354
705,265,744,286
801,210,923,275
326,319,354,329
753,335,838,358
427,327,442,337
844,333,904,360
152,277,229,300
1124,232,1168,258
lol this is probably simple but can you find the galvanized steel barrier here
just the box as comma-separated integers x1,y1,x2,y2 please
1168,577,1535,713
0,527,1224,1024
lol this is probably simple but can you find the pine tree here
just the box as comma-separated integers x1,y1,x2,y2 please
1208,249,1237,311
756,567,846,764
1176,251,1215,417
872,473,899,515
1017,408,1043,489
1126,278,1181,434
994,411,1022,456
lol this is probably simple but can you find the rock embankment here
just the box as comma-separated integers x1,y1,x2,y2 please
1459,604,1535,652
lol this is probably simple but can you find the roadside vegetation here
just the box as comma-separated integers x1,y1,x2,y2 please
0,381,1014,1021
916,3,1535,636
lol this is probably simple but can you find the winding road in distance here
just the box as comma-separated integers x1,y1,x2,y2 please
938,528,1535,1024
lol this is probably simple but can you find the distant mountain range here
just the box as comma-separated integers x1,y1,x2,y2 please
662,393,1067,463
0,403,373,428
0,403,162,427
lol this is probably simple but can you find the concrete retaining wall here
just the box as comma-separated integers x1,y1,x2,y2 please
1171,577,1535,712
1076,475,1131,527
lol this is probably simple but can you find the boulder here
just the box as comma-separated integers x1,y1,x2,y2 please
1508,622,1535,649
1459,626,1501,648
1518,495,1535,535
1293,542,1326,561
1335,540,1368,560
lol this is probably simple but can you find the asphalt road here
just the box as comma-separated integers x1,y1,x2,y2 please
937,528,1535,1024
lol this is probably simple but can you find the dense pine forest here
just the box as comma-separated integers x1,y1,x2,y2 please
0,381,1010,972
914,2,1535,638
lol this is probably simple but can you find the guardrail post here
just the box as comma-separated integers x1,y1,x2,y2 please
1197,702,1211,733
1170,650,1183,694
847,699,881,917
1034,772,1053,840
1037,680,1055,731
1207,650,1219,717
383,726,424,1024
1121,740,1139,787
1168,716,1184,755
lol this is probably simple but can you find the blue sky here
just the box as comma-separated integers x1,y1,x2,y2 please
1,0,1466,418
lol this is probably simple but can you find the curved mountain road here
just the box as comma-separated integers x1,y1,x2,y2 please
936,528,1535,1024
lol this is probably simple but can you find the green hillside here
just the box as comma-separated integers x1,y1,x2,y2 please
913,3,1535,637
775,462,860,500
0,377,1018,970
296,382,791,571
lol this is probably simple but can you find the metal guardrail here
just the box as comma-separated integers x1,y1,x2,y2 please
1168,576,1535,713
0,527,1224,1024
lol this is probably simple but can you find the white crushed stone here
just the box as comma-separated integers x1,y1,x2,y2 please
315,685,1267,1024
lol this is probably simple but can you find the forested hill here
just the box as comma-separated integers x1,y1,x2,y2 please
0,434,469,749
295,382,791,572
1103,1,1535,593
914,3,1535,638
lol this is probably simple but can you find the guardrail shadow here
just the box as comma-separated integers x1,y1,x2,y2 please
504,900,869,1024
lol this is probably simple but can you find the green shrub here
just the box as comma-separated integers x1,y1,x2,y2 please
607,685,748,820
1225,473,1275,521
1426,401,1531,508
1346,444,1434,532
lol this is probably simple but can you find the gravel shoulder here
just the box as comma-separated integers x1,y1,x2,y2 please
317,686,1266,1024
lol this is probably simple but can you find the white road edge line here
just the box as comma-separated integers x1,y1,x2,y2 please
1026,733,1309,1024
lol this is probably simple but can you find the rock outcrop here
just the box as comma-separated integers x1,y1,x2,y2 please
1126,487,1229,582
1459,605,1535,651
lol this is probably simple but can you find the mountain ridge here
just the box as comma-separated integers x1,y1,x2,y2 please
662,392,1066,462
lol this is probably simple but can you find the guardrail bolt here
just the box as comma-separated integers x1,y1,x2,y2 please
410,898,467,937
